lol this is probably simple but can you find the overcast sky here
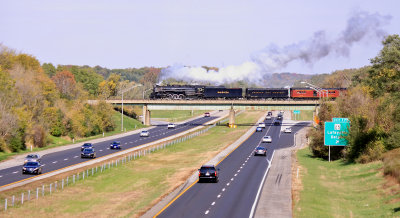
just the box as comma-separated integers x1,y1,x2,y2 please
1,0,399,75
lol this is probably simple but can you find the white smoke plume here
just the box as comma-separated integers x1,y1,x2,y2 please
159,11,391,85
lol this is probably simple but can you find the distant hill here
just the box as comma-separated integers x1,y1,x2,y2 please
265,72,314,88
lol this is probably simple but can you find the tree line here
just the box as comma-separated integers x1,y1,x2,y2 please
308,34,400,163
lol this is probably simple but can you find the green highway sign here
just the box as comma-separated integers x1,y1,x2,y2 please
332,118,350,123
324,121,349,146
293,110,300,114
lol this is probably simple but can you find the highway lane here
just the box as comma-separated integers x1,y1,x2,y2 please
157,117,308,218
0,115,218,187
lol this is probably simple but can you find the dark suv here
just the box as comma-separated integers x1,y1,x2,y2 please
81,143,93,151
81,148,96,159
198,165,219,183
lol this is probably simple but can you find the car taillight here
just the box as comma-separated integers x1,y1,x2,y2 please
214,171,217,176
199,171,201,176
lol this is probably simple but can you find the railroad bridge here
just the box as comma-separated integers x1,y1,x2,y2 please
89,99,321,126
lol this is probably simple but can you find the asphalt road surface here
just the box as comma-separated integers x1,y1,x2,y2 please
157,116,309,218
0,115,217,188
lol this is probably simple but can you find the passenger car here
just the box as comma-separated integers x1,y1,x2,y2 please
110,141,121,149
81,143,93,151
22,161,42,175
81,148,96,158
167,123,175,129
274,120,280,126
24,154,41,163
140,130,149,137
267,111,273,116
265,115,272,120
198,165,219,183
284,127,292,133
258,123,266,128
204,112,210,117
256,127,263,132
262,136,272,143
254,147,267,156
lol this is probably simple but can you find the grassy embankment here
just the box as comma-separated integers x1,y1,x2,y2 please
0,111,264,217
291,110,314,121
0,111,144,162
151,110,208,122
294,148,400,217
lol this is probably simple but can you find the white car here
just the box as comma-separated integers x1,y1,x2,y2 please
262,136,272,143
265,115,272,120
167,123,175,129
140,130,149,137
258,123,266,128
284,127,292,133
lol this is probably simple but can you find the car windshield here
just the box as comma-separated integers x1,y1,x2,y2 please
25,162,39,167
112,141,120,144
200,167,215,172
264,136,270,139
26,155,37,158
83,143,92,147
142,131,148,133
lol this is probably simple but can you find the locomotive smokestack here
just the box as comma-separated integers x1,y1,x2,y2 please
159,10,391,85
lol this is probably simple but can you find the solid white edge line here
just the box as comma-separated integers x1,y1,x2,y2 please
249,150,275,218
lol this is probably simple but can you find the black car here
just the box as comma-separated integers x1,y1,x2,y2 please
274,120,280,126
22,161,42,175
81,143,93,151
81,148,96,158
254,147,267,156
110,141,121,149
267,111,273,116
198,165,219,183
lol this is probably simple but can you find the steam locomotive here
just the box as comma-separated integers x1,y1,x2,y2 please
149,85,346,100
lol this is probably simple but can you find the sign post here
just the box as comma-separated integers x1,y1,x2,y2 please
324,119,350,162
293,110,300,120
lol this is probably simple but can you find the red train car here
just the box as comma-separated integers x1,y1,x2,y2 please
290,88,345,99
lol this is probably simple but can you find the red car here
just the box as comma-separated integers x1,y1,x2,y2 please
290,88,344,99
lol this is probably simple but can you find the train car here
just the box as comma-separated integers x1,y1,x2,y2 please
245,88,289,99
203,87,243,99
149,85,204,99
290,88,345,99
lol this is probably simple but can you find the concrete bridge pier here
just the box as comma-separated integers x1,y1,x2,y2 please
143,104,151,125
229,106,235,126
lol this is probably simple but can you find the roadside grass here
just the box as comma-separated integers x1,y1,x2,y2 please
294,148,400,217
0,111,264,217
292,110,314,121
0,111,144,162
383,148,400,184
151,110,208,122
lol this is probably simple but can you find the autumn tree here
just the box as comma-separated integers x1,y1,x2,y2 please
52,70,77,99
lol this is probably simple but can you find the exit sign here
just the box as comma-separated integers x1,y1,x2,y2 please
324,121,349,146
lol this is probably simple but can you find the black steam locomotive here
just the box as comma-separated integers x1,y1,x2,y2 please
149,85,345,100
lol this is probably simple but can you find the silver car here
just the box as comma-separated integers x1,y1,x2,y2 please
24,154,41,163
262,136,272,143
140,130,149,137
254,147,267,156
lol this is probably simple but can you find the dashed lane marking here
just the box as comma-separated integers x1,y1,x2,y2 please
74,156,78,158
64,158,68,161
211,202,215,206
13,171,18,174
52,161,57,164
222,188,225,192
217,194,221,198
205,210,209,215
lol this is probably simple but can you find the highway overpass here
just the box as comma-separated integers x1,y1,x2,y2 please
89,99,321,125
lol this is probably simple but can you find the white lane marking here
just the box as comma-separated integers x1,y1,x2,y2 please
234,174,238,176
217,194,221,198
240,166,243,169
74,156,78,158
249,150,276,218
0,175,2,178
211,201,215,206
107,148,110,150
13,171,18,174
205,210,209,215
238,170,240,172
222,188,225,192
125,143,128,145
42,164,46,166
64,158,68,161
231,178,234,181
99,149,103,152
130,141,133,143
52,161,57,164
227,183,230,186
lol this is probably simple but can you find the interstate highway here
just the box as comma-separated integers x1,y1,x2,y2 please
0,115,219,188
157,117,309,218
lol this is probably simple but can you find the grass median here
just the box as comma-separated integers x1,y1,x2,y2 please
293,148,400,217
151,110,208,122
1,111,264,217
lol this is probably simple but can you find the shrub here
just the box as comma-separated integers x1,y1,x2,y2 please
383,148,400,183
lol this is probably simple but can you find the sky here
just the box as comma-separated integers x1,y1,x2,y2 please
1,0,399,78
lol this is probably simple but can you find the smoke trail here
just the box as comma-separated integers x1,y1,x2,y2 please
159,11,391,85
